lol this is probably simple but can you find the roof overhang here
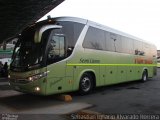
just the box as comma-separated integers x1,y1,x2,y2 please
0,0,65,43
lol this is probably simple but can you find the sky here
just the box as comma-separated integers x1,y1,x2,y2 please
39,0,160,50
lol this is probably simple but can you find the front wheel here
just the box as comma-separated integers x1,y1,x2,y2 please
142,70,148,82
79,73,93,95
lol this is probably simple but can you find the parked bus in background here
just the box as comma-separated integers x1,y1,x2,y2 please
0,38,17,65
8,17,157,95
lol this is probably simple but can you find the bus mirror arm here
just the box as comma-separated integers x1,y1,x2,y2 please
34,25,62,43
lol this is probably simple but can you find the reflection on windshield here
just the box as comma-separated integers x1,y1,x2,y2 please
10,21,85,71
47,33,65,65
10,28,48,71
12,41,42,68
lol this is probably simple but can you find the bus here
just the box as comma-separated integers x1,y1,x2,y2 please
8,17,157,95
0,49,12,64
0,39,17,65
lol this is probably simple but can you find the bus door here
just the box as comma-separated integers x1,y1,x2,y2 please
46,32,67,94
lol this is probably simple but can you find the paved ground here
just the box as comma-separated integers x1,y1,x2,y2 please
0,68,160,120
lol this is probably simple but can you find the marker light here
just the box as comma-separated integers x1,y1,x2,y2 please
8,75,11,79
28,77,33,81
35,87,40,92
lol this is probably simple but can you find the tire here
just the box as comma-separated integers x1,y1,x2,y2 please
142,70,148,82
79,73,94,95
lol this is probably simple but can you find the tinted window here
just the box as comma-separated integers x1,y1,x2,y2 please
47,29,66,65
46,21,85,65
58,21,84,49
83,27,105,50
143,43,149,57
121,36,134,54
113,33,121,52
134,40,143,55
83,26,150,56
151,45,157,57
10,28,49,71
50,35,65,57
105,32,115,51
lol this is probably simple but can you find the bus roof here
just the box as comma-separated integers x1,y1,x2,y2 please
37,16,155,46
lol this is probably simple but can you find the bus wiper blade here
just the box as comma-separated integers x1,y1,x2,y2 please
28,64,41,69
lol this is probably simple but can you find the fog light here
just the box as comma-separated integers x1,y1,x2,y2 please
28,77,33,81
35,87,40,92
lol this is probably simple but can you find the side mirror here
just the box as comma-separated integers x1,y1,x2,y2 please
34,25,62,43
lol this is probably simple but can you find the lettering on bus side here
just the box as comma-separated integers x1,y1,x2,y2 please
80,58,100,63
135,58,153,64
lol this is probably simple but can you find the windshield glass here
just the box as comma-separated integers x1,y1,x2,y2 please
10,27,49,71
47,31,66,65
10,21,85,71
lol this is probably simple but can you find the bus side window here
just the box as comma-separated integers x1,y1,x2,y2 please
47,35,65,64
83,26,105,50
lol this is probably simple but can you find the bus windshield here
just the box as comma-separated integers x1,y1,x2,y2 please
10,27,48,71
10,21,85,71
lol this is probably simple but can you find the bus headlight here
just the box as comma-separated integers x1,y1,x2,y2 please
35,87,40,92
28,71,49,81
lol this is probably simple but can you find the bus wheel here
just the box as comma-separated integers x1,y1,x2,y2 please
79,73,93,95
142,70,148,82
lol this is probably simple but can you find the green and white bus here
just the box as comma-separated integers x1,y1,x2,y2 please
9,17,157,95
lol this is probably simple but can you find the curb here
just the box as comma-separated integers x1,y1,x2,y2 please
56,94,72,102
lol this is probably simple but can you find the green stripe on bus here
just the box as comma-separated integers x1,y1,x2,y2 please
67,63,157,67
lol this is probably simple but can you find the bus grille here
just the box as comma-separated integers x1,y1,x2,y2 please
10,79,30,84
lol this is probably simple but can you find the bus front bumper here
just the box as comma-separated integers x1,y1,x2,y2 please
9,78,47,95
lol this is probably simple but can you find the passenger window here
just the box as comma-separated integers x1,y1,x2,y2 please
106,32,115,52
47,35,65,64
83,27,105,50
51,35,65,57
58,21,84,52
114,34,122,52
121,36,134,54
134,40,143,55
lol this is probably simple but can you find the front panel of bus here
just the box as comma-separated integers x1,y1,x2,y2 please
9,20,85,95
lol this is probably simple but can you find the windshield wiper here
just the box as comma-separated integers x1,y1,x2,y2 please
28,64,41,69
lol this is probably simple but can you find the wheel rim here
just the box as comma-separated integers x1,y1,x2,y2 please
143,73,147,81
81,77,91,92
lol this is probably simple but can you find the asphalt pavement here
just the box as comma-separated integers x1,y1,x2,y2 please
0,68,160,120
